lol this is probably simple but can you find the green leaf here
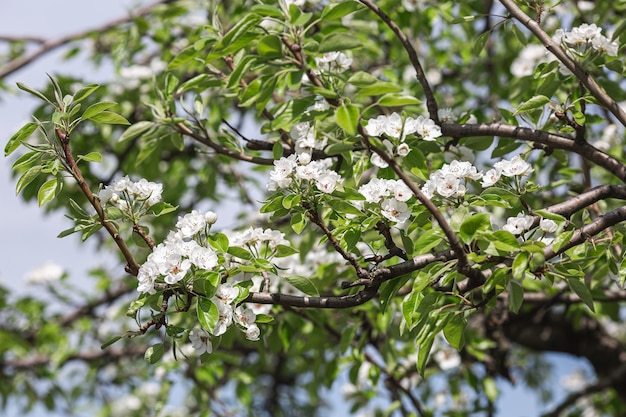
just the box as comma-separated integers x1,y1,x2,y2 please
16,82,54,105
77,152,102,163
258,35,283,59
255,314,275,324
100,335,122,349
290,211,307,234
483,377,499,402
512,252,529,280
567,277,595,312
508,280,524,313
82,101,118,119
15,165,41,195
412,229,443,255
274,244,299,257
472,31,490,56
417,337,434,376
72,83,100,103
272,140,283,160
87,111,130,125
285,276,319,296
169,45,199,69
514,95,550,114
335,102,359,136
327,199,363,216
318,33,362,53
347,71,379,86
37,178,58,206
197,298,219,333
144,343,164,364
208,232,229,253
5,122,38,156
443,314,466,350
147,202,178,216
377,93,422,107
227,246,252,260
357,81,403,96
321,1,361,20
325,142,355,155
459,213,491,244
551,230,574,253
119,121,155,143
491,230,520,252
511,23,527,46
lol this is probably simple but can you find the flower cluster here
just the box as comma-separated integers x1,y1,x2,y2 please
290,121,327,164
228,226,289,252
99,176,163,213
553,23,619,57
189,282,261,356
422,156,533,199
267,154,343,194
422,160,482,199
314,51,352,72
211,283,260,340
365,112,442,168
358,178,414,226
136,210,219,294
501,213,534,235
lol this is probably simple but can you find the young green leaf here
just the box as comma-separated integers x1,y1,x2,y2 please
5,122,38,156
37,178,58,206
336,102,359,136
82,101,118,119
285,276,319,296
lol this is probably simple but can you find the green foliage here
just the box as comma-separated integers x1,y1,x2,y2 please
3,0,626,416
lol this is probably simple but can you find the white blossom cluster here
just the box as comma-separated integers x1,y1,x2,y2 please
553,23,619,57
189,283,261,356
227,226,289,251
136,210,219,294
358,178,414,226
290,121,327,164
422,160,483,199
365,112,442,168
502,214,558,236
99,176,163,212
267,154,343,194
314,51,352,73
422,156,533,199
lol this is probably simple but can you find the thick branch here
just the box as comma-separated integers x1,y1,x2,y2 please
544,205,626,260
442,123,626,183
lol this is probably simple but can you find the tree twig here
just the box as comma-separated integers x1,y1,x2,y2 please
0,0,170,80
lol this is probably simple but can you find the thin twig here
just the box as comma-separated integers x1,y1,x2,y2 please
0,0,170,80
357,0,439,121
56,128,141,275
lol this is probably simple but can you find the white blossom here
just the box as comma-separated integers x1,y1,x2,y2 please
267,155,297,191
494,155,533,177
381,198,411,225
502,213,535,235
540,218,558,233
176,210,206,237
189,328,212,355
212,297,234,336
481,168,501,187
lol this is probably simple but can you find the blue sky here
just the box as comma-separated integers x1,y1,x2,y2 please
0,1,590,415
